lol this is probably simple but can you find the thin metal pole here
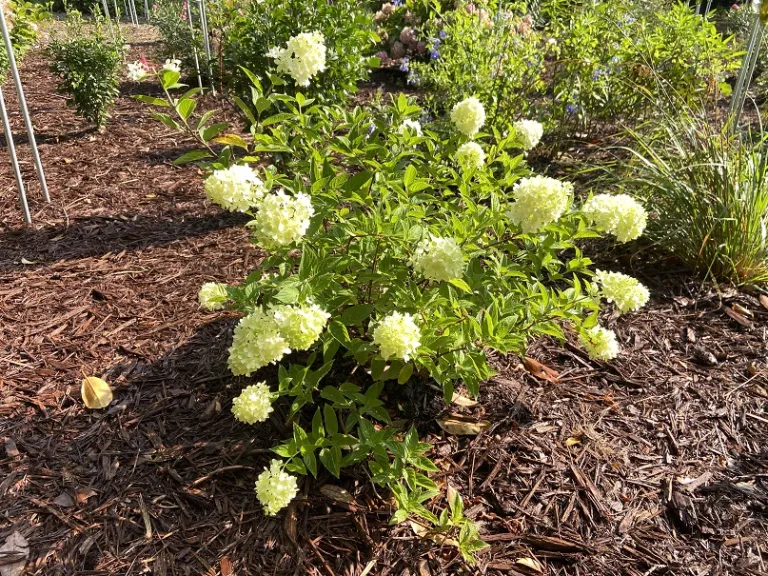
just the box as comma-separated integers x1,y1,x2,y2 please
186,0,203,90
0,7,49,203
101,0,117,42
144,0,149,18
0,86,31,224
197,0,215,94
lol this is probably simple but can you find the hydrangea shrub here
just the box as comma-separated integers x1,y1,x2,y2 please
139,63,650,564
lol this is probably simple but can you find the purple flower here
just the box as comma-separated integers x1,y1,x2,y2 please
438,30,447,39
399,57,410,72
430,49,440,60
566,104,578,115
407,71,421,85
367,123,376,137
392,0,403,6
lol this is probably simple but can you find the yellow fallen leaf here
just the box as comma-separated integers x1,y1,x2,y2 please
516,557,544,573
437,416,490,436
81,376,113,409
451,393,478,407
565,437,581,447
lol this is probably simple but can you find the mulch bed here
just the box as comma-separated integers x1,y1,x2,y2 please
1,26,767,576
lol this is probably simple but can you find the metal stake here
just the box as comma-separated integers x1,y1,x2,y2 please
186,0,203,89
0,7,48,203
0,86,30,224
197,0,215,94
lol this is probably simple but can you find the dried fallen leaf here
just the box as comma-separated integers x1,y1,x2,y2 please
0,531,28,576
20,258,36,265
732,302,752,317
220,557,233,576
4,439,19,458
437,416,491,436
515,557,544,574
760,294,768,311
75,487,98,504
725,306,753,329
81,376,113,409
565,437,581,447
410,522,459,547
523,356,560,383
53,492,75,508
451,392,478,407
320,485,357,507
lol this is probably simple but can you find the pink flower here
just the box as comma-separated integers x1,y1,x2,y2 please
400,26,415,45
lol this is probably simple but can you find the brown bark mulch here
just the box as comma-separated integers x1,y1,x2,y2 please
1,28,768,576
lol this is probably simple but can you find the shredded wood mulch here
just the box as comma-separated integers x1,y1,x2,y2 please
1,27,768,576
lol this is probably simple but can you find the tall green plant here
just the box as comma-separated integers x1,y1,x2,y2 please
618,112,768,284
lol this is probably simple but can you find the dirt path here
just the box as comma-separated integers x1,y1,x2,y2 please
1,27,767,576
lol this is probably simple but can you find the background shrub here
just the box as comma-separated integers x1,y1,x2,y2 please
47,12,125,127
546,1,738,137
409,1,546,129
149,0,205,80
213,0,377,104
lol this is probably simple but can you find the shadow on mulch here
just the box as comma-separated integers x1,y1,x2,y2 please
0,210,249,271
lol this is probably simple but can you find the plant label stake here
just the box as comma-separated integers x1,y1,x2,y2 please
0,3,49,222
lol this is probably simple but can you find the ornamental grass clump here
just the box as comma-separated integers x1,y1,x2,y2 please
620,112,768,284
138,68,652,564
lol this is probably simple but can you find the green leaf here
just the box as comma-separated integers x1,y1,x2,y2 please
303,450,318,477
341,304,375,326
133,94,170,107
200,123,229,142
173,149,213,166
403,165,417,190
319,445,342,478
449,278,472,293
255,97,272,114
341,171,373,193
323,404,338,436
328,321,351,345
398,362,414,385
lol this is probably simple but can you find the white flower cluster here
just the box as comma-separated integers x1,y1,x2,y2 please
228,310,291,377
399,119,423,136
162,58,181,73
582,194,647,243
513,119,544,151
411,236,465,282
579,326,620,361
272,303,331,350
250,190,314,249
204,165,267,213
595,270,650,314
456,142,485,171
255,459,299,515
232,382,274,424
268,32,327,87
198,282,229,311
373,312,421,361
450,97,485,137
228,303,329,376
127,61,148,81
507,176,573,233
